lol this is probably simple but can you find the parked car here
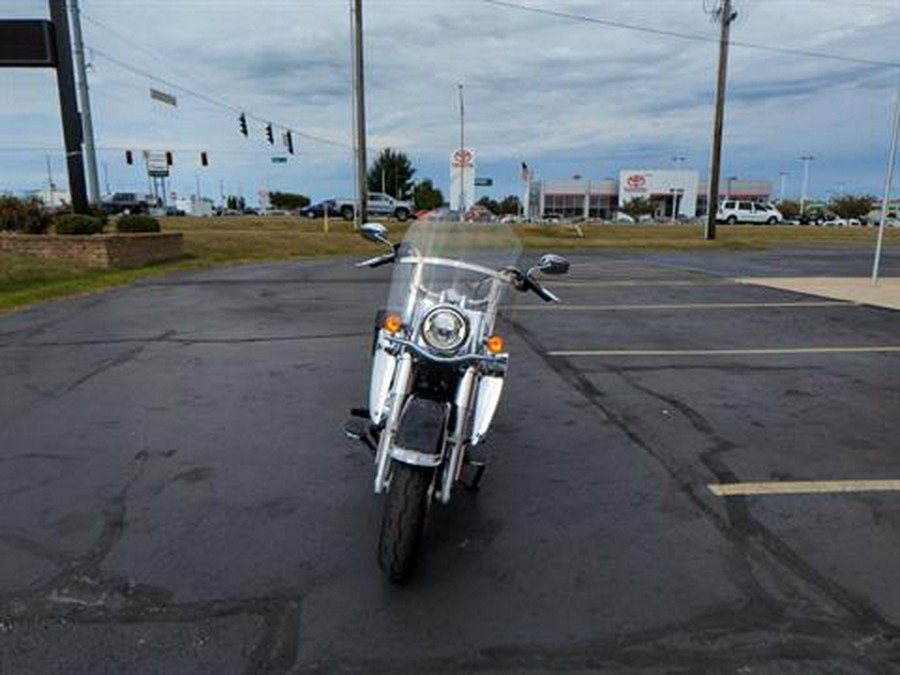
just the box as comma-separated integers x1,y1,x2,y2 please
299,199,339,219
716,200,783,224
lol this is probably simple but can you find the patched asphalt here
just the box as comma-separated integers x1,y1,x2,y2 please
1,246,899,673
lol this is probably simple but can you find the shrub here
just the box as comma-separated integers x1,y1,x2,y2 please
0,195,52,234
54,214,105,235
116,214,161,233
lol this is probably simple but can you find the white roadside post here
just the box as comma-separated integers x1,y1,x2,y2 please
872,87,900,286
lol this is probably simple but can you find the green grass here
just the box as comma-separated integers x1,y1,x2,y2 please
2,216,897,314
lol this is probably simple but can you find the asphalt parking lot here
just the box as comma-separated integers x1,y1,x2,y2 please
0,246,899,674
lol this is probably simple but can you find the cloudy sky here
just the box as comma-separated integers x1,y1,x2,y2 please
0,0,898,206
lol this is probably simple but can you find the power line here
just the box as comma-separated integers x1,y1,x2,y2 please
86,47,351,149
482,0,900,69
80,10,233,110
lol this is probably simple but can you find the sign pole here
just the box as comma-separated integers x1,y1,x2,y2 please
47,0,88,213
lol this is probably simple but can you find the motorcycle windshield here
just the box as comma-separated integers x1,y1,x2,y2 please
386,220,522,320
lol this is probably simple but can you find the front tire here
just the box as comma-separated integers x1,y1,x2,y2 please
341,205,355,221
395,208,410,222
378,462,433,582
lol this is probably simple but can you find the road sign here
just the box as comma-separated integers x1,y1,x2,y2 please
271,156,288,164
474,177,493,187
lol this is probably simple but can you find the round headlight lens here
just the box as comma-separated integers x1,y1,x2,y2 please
421,307,468,354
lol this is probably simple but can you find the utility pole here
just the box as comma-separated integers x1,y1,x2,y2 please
458,83,465,221
351,0,368,225
69,0,101,206
799,155,814,216
704,0,736,240
872,86,900,285
46,155,55,205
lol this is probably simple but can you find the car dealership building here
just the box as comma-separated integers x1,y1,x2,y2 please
530,170,772,219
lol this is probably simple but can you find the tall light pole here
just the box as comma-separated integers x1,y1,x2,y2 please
872,86,900,285
351,0,368,225
779,171,789,203
799,155,814,216
705,0,737,241
458,83,465,221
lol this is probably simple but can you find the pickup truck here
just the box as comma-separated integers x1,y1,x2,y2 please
101,192,154,215
335,192,413,222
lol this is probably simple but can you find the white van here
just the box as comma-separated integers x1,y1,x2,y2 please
716,200,783,225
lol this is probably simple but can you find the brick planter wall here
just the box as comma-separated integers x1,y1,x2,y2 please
0,233,183,269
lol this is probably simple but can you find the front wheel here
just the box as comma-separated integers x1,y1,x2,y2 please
341,205,355,221
395,208,410,222
378,462,433,582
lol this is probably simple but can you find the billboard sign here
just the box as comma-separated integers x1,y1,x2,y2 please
0,20,56,67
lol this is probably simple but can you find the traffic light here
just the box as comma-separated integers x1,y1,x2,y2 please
125,150,133,165
265,123,274,145
200,151,208,167
284,131,294,155
239,113,248,137
166,151,173,166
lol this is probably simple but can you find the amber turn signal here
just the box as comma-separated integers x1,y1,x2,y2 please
382,314,403,333
486,335,504,354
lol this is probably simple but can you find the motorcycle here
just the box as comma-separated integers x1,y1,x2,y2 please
346,219,569,581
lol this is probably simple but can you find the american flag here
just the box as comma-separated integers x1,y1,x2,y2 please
519,162,532,182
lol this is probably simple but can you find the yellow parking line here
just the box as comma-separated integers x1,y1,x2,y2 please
547,347,900,357
709,480,900,497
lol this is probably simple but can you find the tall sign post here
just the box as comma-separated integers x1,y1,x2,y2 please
0,2,89,212
450,149,475,215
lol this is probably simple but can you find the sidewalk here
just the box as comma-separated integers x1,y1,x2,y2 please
739,277,900,311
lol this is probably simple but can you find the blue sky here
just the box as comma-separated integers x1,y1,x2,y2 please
0,0,898,206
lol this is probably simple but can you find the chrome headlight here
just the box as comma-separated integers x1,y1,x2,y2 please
421,306,469,354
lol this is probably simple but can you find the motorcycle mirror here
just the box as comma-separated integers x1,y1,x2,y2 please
537,253,570,275
360,222,391,247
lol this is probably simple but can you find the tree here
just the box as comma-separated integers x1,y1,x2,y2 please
413,179,444,210
776,200,800,219
476,196,499,214
498,195,521,215
269,191,310,210
368,148,415,199
620,196,655,220
830,194,876,220
226,195,246,211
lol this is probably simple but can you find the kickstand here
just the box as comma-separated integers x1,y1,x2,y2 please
343,418,378,455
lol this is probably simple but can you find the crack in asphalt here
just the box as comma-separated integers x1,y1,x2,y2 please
0,331,368,349
500,313,900,672
0,450,311,675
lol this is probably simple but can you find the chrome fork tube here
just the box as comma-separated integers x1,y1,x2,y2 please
439,366,476,504
374,352,413,493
